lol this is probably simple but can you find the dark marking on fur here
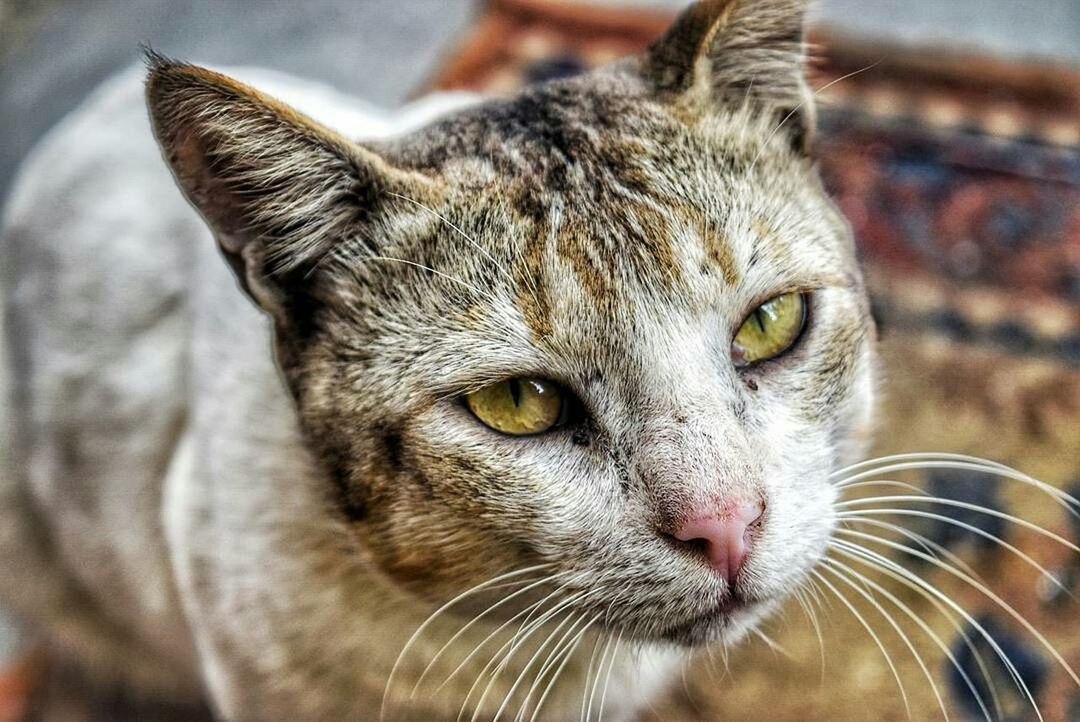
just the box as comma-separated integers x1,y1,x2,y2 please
381,429,404,474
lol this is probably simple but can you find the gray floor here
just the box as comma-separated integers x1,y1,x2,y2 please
1,0,1078,671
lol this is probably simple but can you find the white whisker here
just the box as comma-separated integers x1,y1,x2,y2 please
822,555,994,721
838,528,1080,689
494,611,582,722
841,509,1073,596
596,631,623,722
527,614,599,722
832,452,1013,481
749,59,884,171
515,611,592,721
415,570,573,695
839,495,1080,554
752,628,793,660
810,568,912,719
838,515,986,583
380,563,554,720
585,632,616,722
366,254,502,305
834,460,1080,519
829,539,1028,718
820,560,949,720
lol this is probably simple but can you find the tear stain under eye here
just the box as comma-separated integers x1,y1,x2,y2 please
571,427,591,447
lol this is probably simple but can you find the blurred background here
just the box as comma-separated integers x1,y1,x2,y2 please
3,0,1079,206
2,0,1079,719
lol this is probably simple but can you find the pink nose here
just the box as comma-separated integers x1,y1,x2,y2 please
670,500,765,583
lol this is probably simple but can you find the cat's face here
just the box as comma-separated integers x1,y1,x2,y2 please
148,0,876,647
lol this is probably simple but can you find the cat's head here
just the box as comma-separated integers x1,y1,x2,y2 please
147,0,876,646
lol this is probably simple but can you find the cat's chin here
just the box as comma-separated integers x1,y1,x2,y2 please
654,594,777,648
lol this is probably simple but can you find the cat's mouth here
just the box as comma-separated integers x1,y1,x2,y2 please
655,592,762,645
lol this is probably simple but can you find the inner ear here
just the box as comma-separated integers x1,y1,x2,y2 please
146,56,439,329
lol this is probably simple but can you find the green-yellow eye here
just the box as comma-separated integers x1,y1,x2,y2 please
465,378,564,435
732,292,807,366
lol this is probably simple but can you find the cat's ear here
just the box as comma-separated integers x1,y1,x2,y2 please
644,0,814,151
145,55,434,328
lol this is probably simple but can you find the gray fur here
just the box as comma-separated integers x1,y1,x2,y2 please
0,1,876,719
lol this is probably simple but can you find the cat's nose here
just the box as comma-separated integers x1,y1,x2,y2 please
668,500,765,583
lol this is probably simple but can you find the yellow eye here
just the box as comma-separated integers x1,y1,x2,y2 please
465,378,564,435
732,292,807,366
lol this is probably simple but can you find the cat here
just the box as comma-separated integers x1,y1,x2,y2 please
0,0,883,718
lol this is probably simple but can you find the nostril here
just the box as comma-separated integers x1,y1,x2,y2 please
667,534,710,556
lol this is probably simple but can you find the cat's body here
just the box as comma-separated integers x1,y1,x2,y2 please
0,1,877,719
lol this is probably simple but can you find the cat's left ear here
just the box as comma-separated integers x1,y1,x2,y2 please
644,0,814,152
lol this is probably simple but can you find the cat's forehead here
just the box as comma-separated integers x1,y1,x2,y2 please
385,71,788,188
357,76,856,374
383,71,654,172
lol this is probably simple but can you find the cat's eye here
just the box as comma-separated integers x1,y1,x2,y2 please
465,378,566,435
731,292,808,366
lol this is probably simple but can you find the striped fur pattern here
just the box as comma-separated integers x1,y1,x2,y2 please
0,0,877,719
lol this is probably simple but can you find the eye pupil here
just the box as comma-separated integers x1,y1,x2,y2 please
465,377,567,436
731,292,807,366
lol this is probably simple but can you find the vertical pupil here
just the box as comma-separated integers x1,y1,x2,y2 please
754,308,767,333
509,379,522,406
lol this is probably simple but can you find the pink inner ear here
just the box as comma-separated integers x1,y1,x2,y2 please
169,125,250,252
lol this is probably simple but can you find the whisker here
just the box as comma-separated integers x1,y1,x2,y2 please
792,586,827,686
385,192,512,281
527,613,599,722
494,610,583,722
366,255,502,305
838,496,1080,554
820,560,950,720
585,632,616,722
380,563,554,720
838,516,987,584
834,460,1080,519
749,59,884,170
515,611,593,721
840,529,1080,692
837,479,929,496
840,509,1073,597
596,631,623,722
440,588,560,698
381,191,549,316
579,628,606,722
752,628,794,660
829,539,1027,718
833,452,1015,480
461,590,583,719
469,588,603,721
810,568,912,719
414,570,574,695
823,555,999,721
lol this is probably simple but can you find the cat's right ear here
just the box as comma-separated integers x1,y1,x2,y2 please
643,0,814,152
145,54,436,330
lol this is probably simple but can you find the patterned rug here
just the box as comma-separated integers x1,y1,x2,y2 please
431,1,1080,719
